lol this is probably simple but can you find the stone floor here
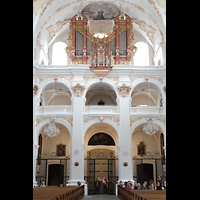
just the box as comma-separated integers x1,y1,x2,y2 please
82,195,120,200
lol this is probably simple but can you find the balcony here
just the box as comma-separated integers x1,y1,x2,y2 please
37,105,73,118
84,105,118,117
130,106,164,114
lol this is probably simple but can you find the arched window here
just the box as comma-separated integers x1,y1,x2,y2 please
134,42,149,66
52,42,67,65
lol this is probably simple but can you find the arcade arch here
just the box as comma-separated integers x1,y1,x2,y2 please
84,122,118,158
38,81,72,106
130,78,165,102
36,78,73,100
83,78,119,101
85,82,117,106
38,122,71,158
130,118,166,151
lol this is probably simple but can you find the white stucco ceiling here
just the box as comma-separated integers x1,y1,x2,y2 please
33,0,166,61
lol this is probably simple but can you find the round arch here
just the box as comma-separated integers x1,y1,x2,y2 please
35,118,72,145
83,118,119,143
130,78,165,100
83,77,119,99
36,77,73,99
130,118,166,148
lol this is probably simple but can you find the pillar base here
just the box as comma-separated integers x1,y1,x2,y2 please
33,180,38,188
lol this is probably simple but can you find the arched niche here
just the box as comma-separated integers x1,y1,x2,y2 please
85,82,117,106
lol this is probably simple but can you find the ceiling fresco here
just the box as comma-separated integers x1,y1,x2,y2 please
81,2,121,20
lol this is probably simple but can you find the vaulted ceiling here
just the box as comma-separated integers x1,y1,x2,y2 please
33,0,166,62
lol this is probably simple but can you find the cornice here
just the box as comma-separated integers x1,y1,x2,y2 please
34,64,166,77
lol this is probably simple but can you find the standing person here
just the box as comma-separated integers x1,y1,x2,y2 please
156,176,162,190
103,178,109,195
95,179,101,195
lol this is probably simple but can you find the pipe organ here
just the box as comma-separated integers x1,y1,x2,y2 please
65,12,137,77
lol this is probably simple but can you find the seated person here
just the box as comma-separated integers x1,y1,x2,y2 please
77,181,81,186
134,182,138,189
141,183,147,190
58,183,64,187
118,181,124,187
40,181,46,187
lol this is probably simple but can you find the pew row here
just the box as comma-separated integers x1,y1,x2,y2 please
33,185,84,200
118,185,166,200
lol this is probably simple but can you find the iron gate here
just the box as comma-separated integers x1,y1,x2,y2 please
36,158,70,186
132,157,166,187
85,158,118,195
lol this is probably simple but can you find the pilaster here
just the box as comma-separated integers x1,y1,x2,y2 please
118,96,134,182
67,95,86,186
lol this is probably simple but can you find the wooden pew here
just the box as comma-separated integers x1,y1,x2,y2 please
118,185,166,200
133,190,166,200
33,185,84,200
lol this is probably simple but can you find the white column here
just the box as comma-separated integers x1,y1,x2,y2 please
33,97,40,187
67,96,86,186
160,42,166,66
33,97,37,187
118,96,134,182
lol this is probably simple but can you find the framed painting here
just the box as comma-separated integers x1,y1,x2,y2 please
88,133,115,145
137,141,146,157
56,144,66,157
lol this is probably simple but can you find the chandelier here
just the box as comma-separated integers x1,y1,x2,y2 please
143,116,159,135
43,118,60,137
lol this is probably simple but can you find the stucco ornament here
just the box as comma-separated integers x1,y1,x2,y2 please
117,84,132,97
71,83,86,97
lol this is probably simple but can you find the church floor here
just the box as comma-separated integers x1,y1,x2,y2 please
82,195,120,200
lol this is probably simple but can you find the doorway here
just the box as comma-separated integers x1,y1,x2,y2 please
137,163,153,185
86,149,118,195
48,164,64,186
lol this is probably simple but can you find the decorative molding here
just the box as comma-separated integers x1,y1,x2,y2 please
61,76,74,84
130,118,142,127
75,162,79,166
106,76,119,84
38,76,49,84
145,76,149,82
71,61,83,64
107,118,120,126
71,83,86,97
54,76,58,82
155,118,166,126
74,149,79,155
83,118,95,125
33,85,39,97
62,118,73,126
117,84,132,97
83,76,96,84
36,118,47,126
119,61,131,65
